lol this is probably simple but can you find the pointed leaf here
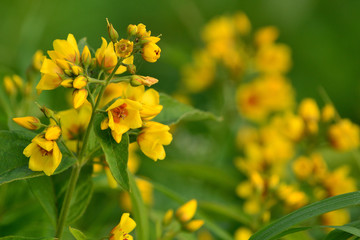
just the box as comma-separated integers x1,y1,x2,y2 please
153,93,220,125
93,113,129,191
0,130,77,185
69,226,87,240
27,176,57,227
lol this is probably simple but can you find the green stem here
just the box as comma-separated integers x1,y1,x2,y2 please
55,59,123,239
55,163,81,238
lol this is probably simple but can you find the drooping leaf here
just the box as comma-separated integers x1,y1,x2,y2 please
129,173,149,240
0,130,77,185
153,93,220,125
93,113,129,191
27,176,57,227
69,226,87,240
250,191,360,240
67,165,94,224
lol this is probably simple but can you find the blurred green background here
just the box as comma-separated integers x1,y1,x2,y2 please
1,0,360,238
1,0,360,120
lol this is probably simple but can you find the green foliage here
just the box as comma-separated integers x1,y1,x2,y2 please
250,191,360,240
0,237,54,240
325,221,360,240
69,227,87,240
0,131,76,185
153,93,220,125
93,113,130,191
27,176,57,227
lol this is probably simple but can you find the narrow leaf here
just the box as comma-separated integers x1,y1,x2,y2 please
129,173,149,240
27,176,57,227
250,191,360,240
69,226,87,240
153,93,220,125
93,113,130,191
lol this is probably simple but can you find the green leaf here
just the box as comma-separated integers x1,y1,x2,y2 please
27,176,57,227
0,130,77,185
0,237,54,240
93,113,130,191
325,221,360,240
129,173,149,240
250,191,360,240
153,93,220,125
69,226,87,240
67,165,94,224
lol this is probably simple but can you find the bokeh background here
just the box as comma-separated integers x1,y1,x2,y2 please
1,0,360,239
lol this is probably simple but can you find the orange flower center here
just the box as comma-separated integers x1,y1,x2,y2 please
111,103,128,123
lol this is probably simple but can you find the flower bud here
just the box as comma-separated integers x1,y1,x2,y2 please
183,219,204,232
127,24,138,36
4,76,16,96
81,46,92,68
73,76,87,89
130,75,158,87
61,79,74,88
45,125,61,141
162,209,173,226
127,64,136,75
39,105,55,119
136,23,151,38
32,50,45,71
71,65,83,76
12,75,23,89
175,199,197,223
13,116,41,130
106,18,119,43
322,104,335,122
142,42,161,63
73,89,88,109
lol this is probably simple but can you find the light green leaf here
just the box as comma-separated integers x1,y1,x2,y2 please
0,237,54,240
250,191,360,240
0,130,77,185
129,173,149,240
153,93,220,125
325,221,360,240
69,226,87,240
93,113,130,191
67,165,94,224
27,176,57,227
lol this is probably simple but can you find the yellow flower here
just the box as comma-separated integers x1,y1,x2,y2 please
298,98,320,134
292,156,313,180
142,42,161,63
136,23,151,38
130,75,158,87
73,89,88,109
23,135,62,176
110,213,136,240
12,116,40,130
255,44,291,74
115,39,133,58
73,75,87,89
184,219,204,232
49,33,80,64
4,75,16,95
328,119,359,151
322,209,350,227
323,166,356,196
32,50,45,71
37,58,65,91
101,99,142,143
163,209,174,226
322,104,336,122
175,199,197,223
45,126,61,141
233,12,251,35
137,121,172,161
81,45,92,68
254,26,279,46
234,227,253,240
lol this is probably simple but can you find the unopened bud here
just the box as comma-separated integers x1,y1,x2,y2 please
4,76,16,96
130,75,158,87
73,76,87,89
13,116,41,130
12,75,23,89
61,79,73,88
183,219,204,232
81,46,92,68
162,209,174,226
38,104,54,119
127,24,138,36
176,199,197,223
73,89,88,109
106,18,119,43
64,69,72,76
127,64,136,74
71,65,83,76
45,125,61,141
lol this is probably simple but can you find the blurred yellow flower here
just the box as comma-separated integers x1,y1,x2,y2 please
328,119,359,151
322,209,350,227
234,227,253,240
255,44,291,74
184,219,204,232
254,26,279,46
32,50,45,71
322,104,336,122
176,199,197,223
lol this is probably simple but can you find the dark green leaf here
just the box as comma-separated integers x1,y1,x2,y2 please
325,221,360,240
153,93,220,125
67,165,94,224
0,130,77,185
0,237,54,240
27,176,57,227
93,113,129,191
129,173,149,240
250,191,360,240
69,226,87,240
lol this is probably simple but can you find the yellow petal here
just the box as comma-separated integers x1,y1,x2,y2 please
120,213,136,233
101,118,109,130
45,126,62,141
176,199,197,222
33,136,54,152
73,89,88,109
36,74,62,91
23,142,37,157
